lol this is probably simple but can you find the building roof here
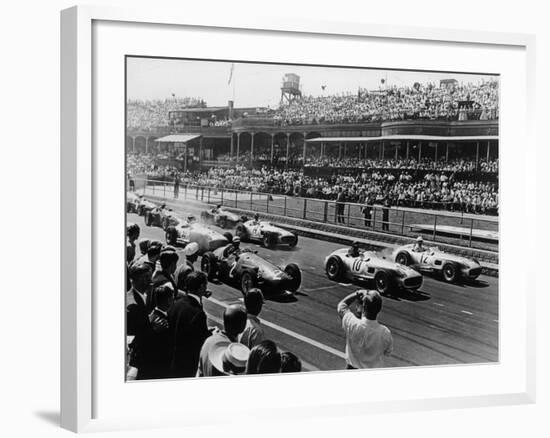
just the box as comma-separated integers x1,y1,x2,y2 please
155,134,202,143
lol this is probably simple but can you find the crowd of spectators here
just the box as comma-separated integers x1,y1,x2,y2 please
127,97,205,129
303,157,498,173
126,225,303,379
273,80,499,126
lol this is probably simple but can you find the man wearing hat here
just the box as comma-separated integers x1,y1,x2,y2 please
126,223,140,264
208,342,250,376
167,271,211,378
239,288,265,349
198,304,247,377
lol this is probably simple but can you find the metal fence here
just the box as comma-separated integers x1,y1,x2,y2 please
132,177,498,252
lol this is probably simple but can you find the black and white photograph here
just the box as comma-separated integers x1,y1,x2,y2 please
125,56,499,380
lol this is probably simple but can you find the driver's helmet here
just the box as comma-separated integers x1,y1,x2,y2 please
416,236,424,244
254,213,260,222
216,204,222,210
187,214,197,223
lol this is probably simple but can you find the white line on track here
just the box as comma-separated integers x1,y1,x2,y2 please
208,297,346,361
303,284,340,292
206,313,321,371
433,303,444,307
461,310,473,315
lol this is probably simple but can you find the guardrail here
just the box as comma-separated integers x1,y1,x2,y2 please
132,177,498,252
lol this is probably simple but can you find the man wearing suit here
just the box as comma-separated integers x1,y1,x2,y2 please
167,271,212,378
126,263,168,380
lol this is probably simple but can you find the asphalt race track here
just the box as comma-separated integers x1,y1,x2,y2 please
127,206,498,372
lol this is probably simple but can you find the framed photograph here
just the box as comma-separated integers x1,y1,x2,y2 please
61,5,536,433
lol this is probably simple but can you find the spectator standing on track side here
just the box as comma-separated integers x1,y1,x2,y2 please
336,187,346,224
337,289,393,369
198,304,247,377
239,288,265,349
151,246,179,296
245,340,282,375
382,197,391,231
168,271,212,378
362,195,373,227
174,174,180,199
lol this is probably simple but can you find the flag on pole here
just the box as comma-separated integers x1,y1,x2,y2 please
228,63,234,85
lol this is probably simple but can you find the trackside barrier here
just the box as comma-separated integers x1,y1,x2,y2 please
134,178,498,252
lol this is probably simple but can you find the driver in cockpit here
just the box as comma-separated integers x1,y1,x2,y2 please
412,236,425,253
347,241,361,258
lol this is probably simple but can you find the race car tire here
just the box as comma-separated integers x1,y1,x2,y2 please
165,226,178,246
218,216,227,229
222,231,234,243
137,206,144,216
262,233,277,249
161,217,169,231
442,262,458,283
395,251,411,266
144,212,153,227
284,263,302,292
288,233,298,249
326,256,344,281
374,271,391,294
201,252,218,281
236,224,249,242
240,271,258,295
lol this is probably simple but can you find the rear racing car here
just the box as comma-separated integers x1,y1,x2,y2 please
201,247,301,297
324,247,423,294
144,204,175,228
200,205,242,229
235,216,298,249
164,215,229,254
392,243,482,283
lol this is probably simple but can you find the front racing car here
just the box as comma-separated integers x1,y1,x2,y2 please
165,217,229,254
324,247,423,294
392,243,482,283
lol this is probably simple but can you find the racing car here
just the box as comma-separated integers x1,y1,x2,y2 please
235,217,298,249
164,215,229,254
200,247,301,296
392,244,482,283
134,197,157,217
324,247,423,294
200,206,242,229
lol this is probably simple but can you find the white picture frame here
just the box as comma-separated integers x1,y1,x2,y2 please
60,5,536,433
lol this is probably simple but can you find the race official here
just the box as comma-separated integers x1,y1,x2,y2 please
337,289,393,369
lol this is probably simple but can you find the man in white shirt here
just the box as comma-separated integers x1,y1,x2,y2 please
337,289,393,369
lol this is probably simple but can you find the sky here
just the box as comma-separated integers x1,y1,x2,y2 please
127,57,498,108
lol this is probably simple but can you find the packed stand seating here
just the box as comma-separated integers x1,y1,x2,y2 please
273,80,498,126
127,97,206,130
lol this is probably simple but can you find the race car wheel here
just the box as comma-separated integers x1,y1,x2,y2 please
284,263,302,292
201,252,218,281
236,224,249,242
395,251,411,266
442,263,458,283
374,271,390,294
161,217,169,231
240,271,258,295
218,216,227,229
262,233,277,249
326,256,344,281
222,232,233,243
288,233,298,249
144,212,153,227
137,206,144,216
165,226,178,246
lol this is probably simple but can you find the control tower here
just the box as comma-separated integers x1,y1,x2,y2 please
280,73,302,104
